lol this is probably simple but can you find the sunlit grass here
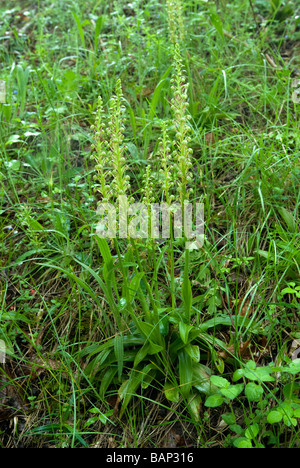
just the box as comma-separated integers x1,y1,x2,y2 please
0,0,300,448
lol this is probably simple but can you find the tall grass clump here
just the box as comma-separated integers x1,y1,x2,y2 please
2,0,300,448
80,37,222,423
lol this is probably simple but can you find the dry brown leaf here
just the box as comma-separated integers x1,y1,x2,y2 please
107,395,120,416
204,132,217,145
238,298,252,317
219,339,251,359
107,436,118,448
290,339,300,360
161,429,183,448
0,366,28,421
228,296,253,318
265,53,278,69
136,87,154,99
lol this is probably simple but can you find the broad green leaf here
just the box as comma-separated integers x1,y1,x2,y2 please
169,327,224,359
80,334,144,359
135,320,162,346
279,403,293,418
187,392,202,421
204,394,224,408
100,367,118,398
221,413,236,425
80,341,113,358
185,344,200,362
133,342,151,367
2,104,11,121
255,368,275,382
209,11,224,40
207,291,222,315
5,135,22,146
72,12,86,48
126,142,140,162
210,375,230,389
283,382,300,399
1,311,30,323
192,363,217,395
148,67,171,120
245,360,256,370
278,207,296,233
148,340,164,354
229,424,243,435
24,131,40,137
85,349,137,376
244,366,275,382
95,237,113,265
94,16,104,53
281,287,297,295
98,412,111,425
141,368,156,389
114,334,124,381
244,369,259,380
102,261,115,286
179,350,193,397
215,356,225,374
159,315,169,336
85,415,100,427
287,358,300,375
199,314,250,332
119,364,154,416
220,383,244,400
5,159,21,171
234,438,252,448
245,382,264,402
233,369,244,381
283,415,297,427
267,410,283,424
179,322,193,344
182,276,192,322
134,320,154,340
128,272,144,303
245,423,260,440
164,381,180,403
85,349,111,376
236,361,275,383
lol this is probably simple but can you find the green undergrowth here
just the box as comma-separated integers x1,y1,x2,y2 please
0,0,300,448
